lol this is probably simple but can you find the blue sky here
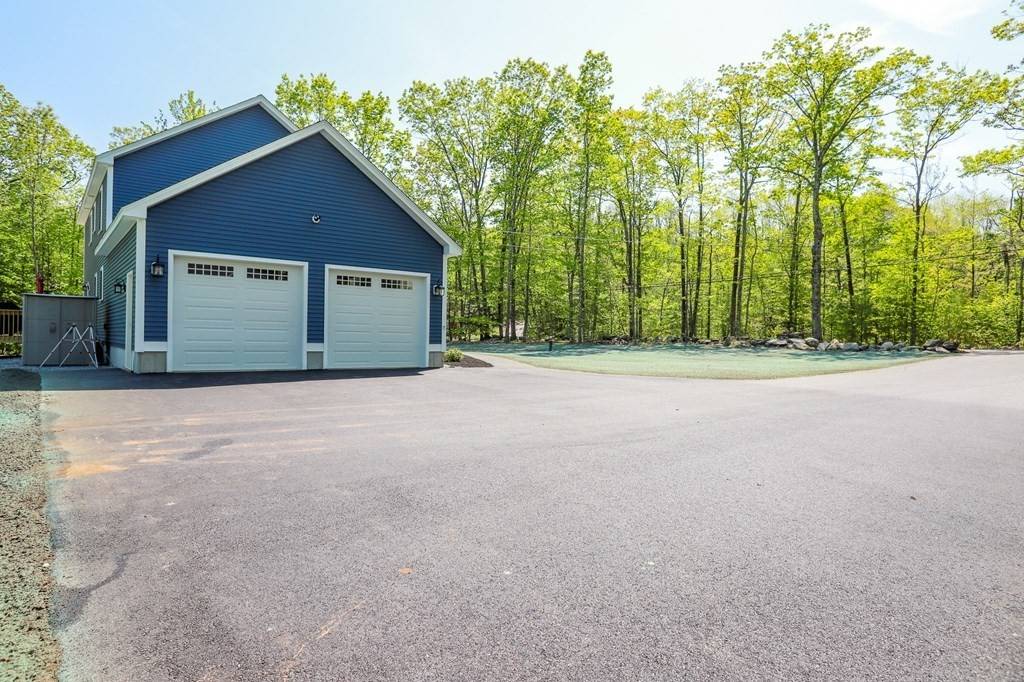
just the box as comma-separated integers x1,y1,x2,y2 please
2,0,1017,178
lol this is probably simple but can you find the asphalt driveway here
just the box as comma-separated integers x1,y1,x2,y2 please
43,353,1024,680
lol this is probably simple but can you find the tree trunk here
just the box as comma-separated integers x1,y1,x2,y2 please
909,203,923,345
810,168,824,340
838,198,855,337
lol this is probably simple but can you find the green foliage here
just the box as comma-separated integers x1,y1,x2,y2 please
109,90,215,148
444,347,464,362
275,73,409,180
0,85,92,303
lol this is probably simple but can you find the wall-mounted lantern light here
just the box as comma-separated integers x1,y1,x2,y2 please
432,283,446,297
150,255,165,277
113,280,126,295
311,214,321,224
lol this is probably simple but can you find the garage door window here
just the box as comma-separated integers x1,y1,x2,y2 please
246,267,288,281
187,262,234,277
338,274,372,287
380,278,412,290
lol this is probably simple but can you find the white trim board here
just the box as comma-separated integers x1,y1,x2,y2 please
166,249,309,373
77,95,296,225
323,263,431,369
97,121,461,257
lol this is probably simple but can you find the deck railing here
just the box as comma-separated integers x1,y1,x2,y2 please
0,309,23,341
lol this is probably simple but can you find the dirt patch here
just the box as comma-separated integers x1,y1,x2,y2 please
446,354,492,368
0,369,59,680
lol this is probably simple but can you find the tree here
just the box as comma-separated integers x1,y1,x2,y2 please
276,73,409,180
765,25,915,339
1,86,91,300
491,59,567,340
607,108,657,339
564,51,613,341
109,90,215,148
644,81,714,339
400,77,498,334
890,62,1000,343
714,61,779,337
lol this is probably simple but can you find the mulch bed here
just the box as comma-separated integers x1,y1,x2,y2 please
0,369,59,681
446,354,492,368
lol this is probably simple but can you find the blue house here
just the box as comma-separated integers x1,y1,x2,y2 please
78,96,460,373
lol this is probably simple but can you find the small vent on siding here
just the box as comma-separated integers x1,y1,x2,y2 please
338,275,372,287
381,278,413,290
187,262,234,277
246,267,288,281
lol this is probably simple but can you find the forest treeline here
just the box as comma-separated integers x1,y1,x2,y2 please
2,4,1023,345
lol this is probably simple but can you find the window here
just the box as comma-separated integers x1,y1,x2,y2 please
187,262,234,277
246,267,288,281
97,267,104,301
338,274,371,287
380,278,412,290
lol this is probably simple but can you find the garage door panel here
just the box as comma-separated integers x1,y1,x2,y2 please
326,268,426,369
172,256,304,372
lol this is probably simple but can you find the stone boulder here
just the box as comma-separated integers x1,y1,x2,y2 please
790,338,810,351
924,338,942,349
932,345,950,353
942,340,959,352
804,337,820,348
826,339,842,351
766,338,788,347
880,341,895,351
840,342,861,351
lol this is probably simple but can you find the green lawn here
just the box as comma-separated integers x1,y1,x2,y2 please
457,342,940,379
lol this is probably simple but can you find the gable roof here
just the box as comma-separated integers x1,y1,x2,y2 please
77,96,296,225
95,121,461,257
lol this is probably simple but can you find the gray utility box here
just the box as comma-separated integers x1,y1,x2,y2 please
21,294,98,366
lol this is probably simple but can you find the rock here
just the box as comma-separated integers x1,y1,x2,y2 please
942,340,959,352
751,338,766,346
840,342,861,351
790,339,810,350
766,338,788,347
787,332,804,339
924,338,942,349
827,339,842,351
933,345,950,353
804,337,819,348
880,341,894,351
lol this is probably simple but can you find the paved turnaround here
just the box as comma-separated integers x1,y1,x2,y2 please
43,352,1024,680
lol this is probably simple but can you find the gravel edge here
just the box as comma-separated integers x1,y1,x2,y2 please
0,369,59,681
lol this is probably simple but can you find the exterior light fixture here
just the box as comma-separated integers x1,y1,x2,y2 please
113,280,126,294
432,283,446,297
150,255,165,277
311,214,321,224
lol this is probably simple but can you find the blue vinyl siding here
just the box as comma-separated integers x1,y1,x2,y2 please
112,106,290,214
98,226,136,348
144,134,445,344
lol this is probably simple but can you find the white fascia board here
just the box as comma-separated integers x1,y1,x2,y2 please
96,95,296,165
95,210,137,257
107,121,463,257
76,160,112,225
315,125,462,257
80,95,296,226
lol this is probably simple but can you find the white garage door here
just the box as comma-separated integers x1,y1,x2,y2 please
325,268,427,368
170,255,304,372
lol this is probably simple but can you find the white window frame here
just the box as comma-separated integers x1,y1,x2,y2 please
97,266,104,302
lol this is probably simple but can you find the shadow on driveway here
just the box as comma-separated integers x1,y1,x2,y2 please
39,366,433,391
